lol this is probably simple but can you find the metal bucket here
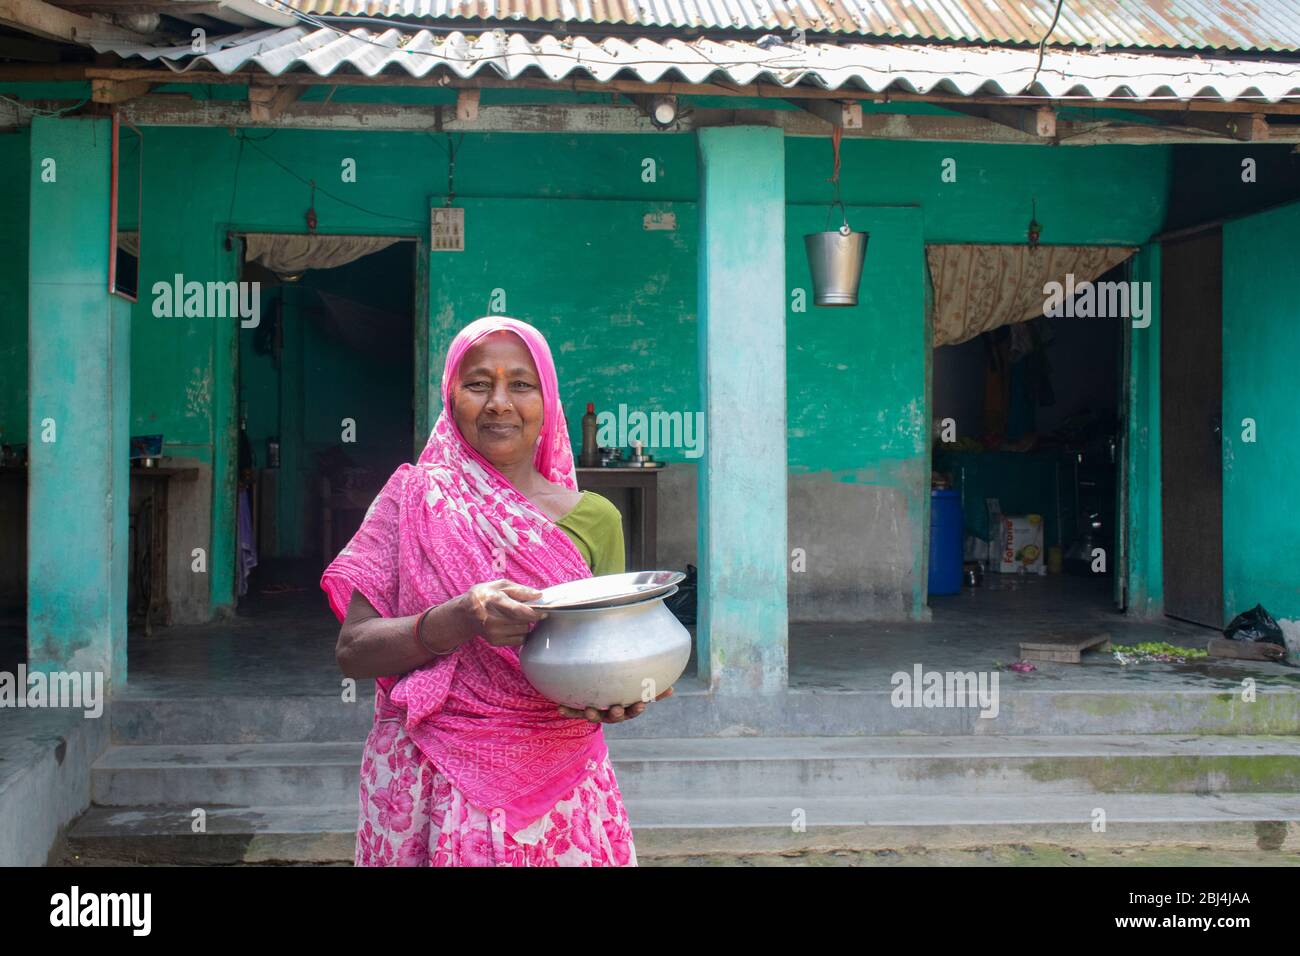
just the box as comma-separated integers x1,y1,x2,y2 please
804,224,868,306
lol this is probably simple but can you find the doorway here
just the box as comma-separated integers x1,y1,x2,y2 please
234,239,417,611
928,256,1128,625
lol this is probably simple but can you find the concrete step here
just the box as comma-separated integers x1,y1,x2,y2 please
624,792,1300,856
66,805,357,865
609,734,1300,797
92,742,364,808
64,793,1300,864
111,693,376,746
89,735,1300,808
109,684,1300,744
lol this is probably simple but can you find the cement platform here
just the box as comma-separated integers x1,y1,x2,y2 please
108,573,1300,741
8,574,1300,864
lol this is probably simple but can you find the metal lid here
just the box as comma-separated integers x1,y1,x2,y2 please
526,570,686,610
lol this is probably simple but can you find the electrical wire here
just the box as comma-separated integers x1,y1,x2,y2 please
0,93,91,116
236,131,429,225
1026,0,1067,93
425,131,464,205
225,131,245,229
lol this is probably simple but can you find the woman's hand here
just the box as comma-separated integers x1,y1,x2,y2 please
457,579,548,648
557,687,675,723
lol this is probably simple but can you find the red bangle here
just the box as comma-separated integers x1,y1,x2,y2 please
414,605,452,656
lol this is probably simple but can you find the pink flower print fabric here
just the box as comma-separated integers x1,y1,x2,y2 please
355,714,637,867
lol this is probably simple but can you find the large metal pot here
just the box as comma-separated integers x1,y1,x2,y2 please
519,590,691,710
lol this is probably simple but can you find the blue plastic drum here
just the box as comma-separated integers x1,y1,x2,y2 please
928,489,964,597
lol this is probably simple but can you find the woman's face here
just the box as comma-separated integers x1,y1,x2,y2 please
452,331,544,469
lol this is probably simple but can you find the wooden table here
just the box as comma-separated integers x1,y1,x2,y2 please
575,466,663,571
320,476,387,565
130,464,198,634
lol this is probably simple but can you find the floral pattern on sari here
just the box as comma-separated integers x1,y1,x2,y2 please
355,716,637,867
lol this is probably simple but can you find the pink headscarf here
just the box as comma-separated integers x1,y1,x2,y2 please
321,316,605,832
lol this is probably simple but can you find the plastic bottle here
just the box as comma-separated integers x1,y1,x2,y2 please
580,402,599,467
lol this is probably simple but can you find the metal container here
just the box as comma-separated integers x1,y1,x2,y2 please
519,589,691,710
528,570,685,611
804,222,868,306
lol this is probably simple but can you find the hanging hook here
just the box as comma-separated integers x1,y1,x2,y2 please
824,126,852,234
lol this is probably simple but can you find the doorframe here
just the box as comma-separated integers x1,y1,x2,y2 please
211,227,428,615
922,242,1138,610
1120,243,1164,619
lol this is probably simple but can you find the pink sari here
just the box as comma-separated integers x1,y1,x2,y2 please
321,316,636,866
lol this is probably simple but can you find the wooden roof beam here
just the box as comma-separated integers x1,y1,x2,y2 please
943,103,1056,138
92,77,156,104
456,89,479,122
0,0,154,45
248,80,303,123
1145,110,1269,141
622,93,680,129
786,98,864,130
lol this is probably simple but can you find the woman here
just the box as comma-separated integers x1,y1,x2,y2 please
321,315,668,867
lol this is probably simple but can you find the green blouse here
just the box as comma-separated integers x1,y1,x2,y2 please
555,491,626,575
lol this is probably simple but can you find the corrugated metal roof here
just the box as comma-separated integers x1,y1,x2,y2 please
94,24,1300,101
254,0,1300,54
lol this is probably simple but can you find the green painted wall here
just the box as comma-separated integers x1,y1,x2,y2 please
0,130,30,447
788,204,929,614
425,195,698,459
0,95,1176,617
126,126,698,609
1222,202,1300,624
784,141,1168,615
697,125,789,692
786,139,1170,244
26,116,130,685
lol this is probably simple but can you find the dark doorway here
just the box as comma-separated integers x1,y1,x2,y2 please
235,240,417,609
1160,230,1224,628
929,266,1125,618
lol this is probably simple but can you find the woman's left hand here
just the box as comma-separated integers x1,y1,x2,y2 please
558,687,674,723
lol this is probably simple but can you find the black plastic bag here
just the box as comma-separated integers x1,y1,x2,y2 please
664,564,697,627
1224,604,1285,646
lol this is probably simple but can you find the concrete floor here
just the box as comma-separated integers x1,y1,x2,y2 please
792,574,1299,693
3,572,1296,702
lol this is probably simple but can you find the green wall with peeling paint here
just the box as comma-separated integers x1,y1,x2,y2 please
26,116,130,686
0,90,1176,619
1222,201,1300,625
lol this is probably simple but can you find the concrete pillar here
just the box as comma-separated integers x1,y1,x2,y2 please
26,116,130,689
695,126,788,694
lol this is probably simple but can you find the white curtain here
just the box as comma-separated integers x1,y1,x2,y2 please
241,233,401,274
927,244,1137,347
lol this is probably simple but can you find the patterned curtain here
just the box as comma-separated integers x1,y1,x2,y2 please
241,233,401,274
927,244,1137,347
